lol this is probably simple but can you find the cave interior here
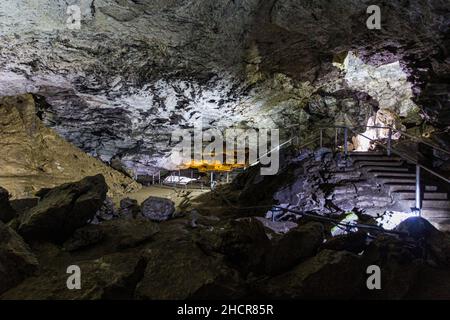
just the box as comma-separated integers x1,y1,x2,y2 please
0,0,450,301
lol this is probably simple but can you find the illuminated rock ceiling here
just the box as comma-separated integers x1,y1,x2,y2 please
0,0,448,175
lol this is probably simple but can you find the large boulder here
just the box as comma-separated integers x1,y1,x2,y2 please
362,234,423,299
135,241,243,300
0,221,39,294
259,249,364,299
119,197,141,219
1,252,147,300
320,231,368,254
396,217,450,266
265,222,324,275
0,187,16,223
91,197,119,224
196,217,271,275
63,218,159,257
17,175,108,243
141,196,175,222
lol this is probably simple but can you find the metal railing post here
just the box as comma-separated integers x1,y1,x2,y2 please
344,127,348,156
387,127,392,156
416,165,421,215
210,171,214,190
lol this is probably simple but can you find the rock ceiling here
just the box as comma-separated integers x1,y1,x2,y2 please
0,0,448,175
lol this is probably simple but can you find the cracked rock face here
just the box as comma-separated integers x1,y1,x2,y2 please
0,0,448,176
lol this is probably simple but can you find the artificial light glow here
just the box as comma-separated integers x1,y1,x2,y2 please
376,211,413,230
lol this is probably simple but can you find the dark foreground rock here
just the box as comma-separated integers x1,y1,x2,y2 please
0,187,16,223
396,217,450,266
1,252,146,300
17,175,108,243
362,234,423,299
320,231,368,254
0,221,39,294
135,241,243,300
91,197,119,224
257,249,364,299
119,197,141,219
141,196,175,222
63,218,159,257
2,175,450,300
196,217,271,275
265,222,324,275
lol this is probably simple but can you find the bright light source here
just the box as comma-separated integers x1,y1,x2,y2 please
376,211,413,230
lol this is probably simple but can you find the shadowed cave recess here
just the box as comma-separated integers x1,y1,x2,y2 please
0,0,450,301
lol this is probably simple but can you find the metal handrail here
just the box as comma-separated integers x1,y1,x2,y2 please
348,128,450,184
250,129,321,167
313,125,450,214
319,125,450,156
325,125,450,156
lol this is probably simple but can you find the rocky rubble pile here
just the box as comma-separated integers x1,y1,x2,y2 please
1,174,450,299
235,147,394,220
0,95,141,199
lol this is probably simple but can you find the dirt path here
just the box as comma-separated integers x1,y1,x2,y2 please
116,185,210,210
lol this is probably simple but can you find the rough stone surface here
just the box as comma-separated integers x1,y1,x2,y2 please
320,231,368,254
1,252,147,300
196,217,271,275
0,221,39,294
265,222,324,275
258,249,364,299
91,197,119,223
119,197,141,219
0,187,16,223
135,241,243,300
362,234,423,299
141,196,175,222
0,95,140,198
63,218,159,257
17,175,108,243
0,1,447,175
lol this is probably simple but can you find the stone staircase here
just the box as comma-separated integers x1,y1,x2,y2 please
350,152,450,231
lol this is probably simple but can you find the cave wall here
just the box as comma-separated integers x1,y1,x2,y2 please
0,0,448,175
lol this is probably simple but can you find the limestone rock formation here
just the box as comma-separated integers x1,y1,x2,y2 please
135,241,243,300
259,249,365,299
265,222,324,275
140,196,175,222
0,1,447,175
0,221,39,295
0,95,140,198
1,252,147,300
17,175,108,243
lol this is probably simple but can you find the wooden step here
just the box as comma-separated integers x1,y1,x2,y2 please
404,200,450,209
377,177,416,184
348,151,385,156
385,183,438,193
393,192,448,200
351,156,402,162
421,209,450,218
371,172,415,178
365,166,410,173
357,161,405,168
